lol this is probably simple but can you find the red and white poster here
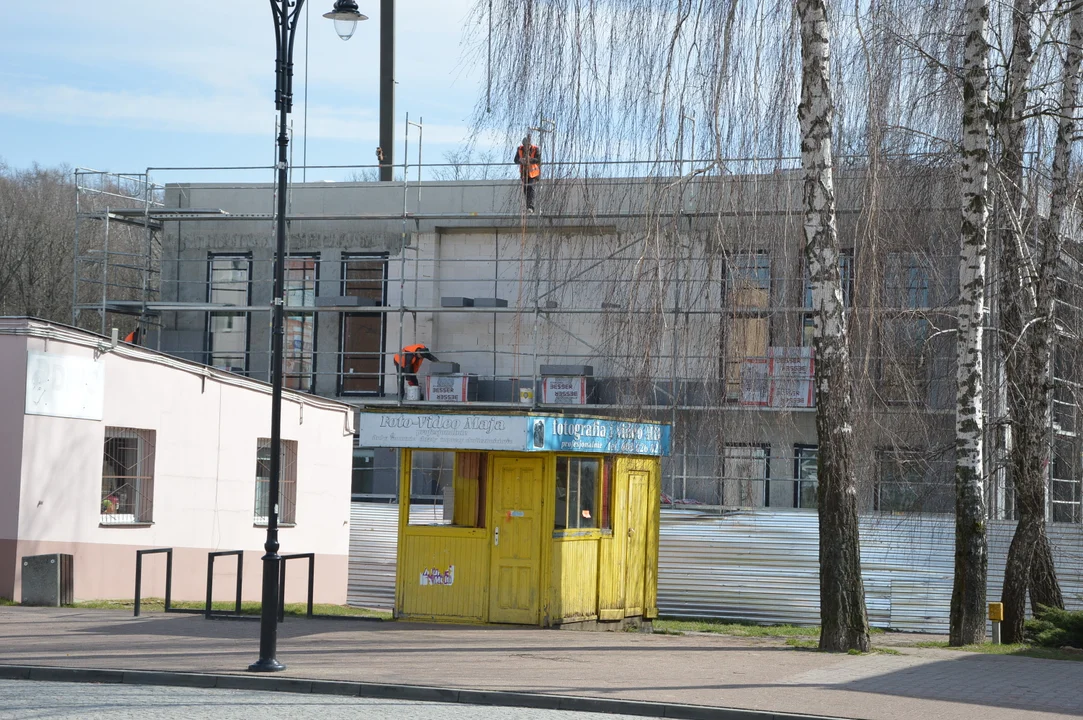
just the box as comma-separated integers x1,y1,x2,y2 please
426,374,469,402
542,376,588,404
768,347,815,408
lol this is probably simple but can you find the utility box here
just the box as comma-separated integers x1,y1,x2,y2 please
21,554,73,607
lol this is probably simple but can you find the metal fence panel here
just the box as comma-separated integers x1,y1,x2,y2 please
347,502,399,609
348,504,1083,631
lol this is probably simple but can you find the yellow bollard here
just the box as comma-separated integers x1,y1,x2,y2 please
989,602,1004,644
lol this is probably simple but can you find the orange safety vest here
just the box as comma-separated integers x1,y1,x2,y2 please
393,344,429,374
517,145,541,179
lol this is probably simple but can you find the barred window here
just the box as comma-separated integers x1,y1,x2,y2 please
255,439,298,525
101,428,156,525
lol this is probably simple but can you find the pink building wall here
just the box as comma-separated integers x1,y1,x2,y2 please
0,320,353,605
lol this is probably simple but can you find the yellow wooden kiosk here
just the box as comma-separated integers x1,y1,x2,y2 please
357,410,671,627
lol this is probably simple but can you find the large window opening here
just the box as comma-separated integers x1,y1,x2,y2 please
802,250,853,347
340,255,387,395
408,451,486,528
722,444,769,507
284,255,318,392
722,253,770,402
207,255,250,373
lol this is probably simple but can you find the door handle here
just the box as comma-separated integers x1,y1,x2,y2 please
628,527,635,538
494,527,500,546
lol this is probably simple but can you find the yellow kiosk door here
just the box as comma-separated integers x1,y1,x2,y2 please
624,469,650,615
488,457,544,624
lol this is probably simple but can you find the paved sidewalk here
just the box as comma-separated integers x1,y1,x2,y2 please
1,607,1081,720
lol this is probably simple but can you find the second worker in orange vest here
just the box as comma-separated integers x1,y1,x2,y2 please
393,343,439,399
514,135,541,213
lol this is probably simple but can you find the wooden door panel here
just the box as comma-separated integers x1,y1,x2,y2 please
624,471,648,613
488,458,543,624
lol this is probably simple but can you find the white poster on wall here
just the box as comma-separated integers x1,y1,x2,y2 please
426,375,469,402
25,351,105,421
356,412,528,451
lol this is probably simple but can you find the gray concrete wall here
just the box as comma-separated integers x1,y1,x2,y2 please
158,169,960,513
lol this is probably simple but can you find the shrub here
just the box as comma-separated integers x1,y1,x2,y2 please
1024,606,1083,648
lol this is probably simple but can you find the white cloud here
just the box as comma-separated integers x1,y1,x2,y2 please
0,81,476,146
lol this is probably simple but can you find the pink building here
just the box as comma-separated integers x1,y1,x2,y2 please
0,318,353,605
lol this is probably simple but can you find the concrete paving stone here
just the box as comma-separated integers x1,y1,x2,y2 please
3,607,1082,720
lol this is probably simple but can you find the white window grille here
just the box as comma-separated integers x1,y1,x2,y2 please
254,438,298,525
101,428,156,525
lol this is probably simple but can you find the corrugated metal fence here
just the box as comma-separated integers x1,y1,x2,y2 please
348,503,1083,631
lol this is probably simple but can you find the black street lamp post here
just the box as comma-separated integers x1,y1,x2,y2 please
249,0,366,674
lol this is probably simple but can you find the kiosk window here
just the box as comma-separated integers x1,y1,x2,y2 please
408,450,486,528
556,457,601,530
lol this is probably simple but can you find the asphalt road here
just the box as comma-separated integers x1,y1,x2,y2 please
0,679,658,720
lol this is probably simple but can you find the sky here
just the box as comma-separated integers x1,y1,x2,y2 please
0,1,487,183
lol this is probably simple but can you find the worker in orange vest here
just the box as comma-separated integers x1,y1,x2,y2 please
393,343,439,399
514,134,541,213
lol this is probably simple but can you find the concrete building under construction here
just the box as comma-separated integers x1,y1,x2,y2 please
73,158,1064,524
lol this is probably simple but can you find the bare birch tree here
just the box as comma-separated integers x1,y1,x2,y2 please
951,0,992,647
798,0,871,653
995,0,1079,642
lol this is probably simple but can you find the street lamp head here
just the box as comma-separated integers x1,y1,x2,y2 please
323,0,367,40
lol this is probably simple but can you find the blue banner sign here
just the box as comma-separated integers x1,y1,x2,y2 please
526,417,671,457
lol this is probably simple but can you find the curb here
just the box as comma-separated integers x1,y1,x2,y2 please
0,664,842,720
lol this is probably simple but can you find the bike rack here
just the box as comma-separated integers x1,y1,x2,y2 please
204,550,244,619
134,547,374,623
277,553,315,622
133,548,202,617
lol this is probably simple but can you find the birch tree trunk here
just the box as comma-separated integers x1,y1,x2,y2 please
997,0,1071,644
950,0,991,647
797,0,871,654
1022,0,1080,617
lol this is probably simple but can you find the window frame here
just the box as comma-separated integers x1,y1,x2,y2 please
801,249,853,348
406,450,488,528
282,254,320,394
1051,433,1082,523
722,443,771,508
793,444,818,510
205,253,252,374
100,428,156,526
338,253,388,396
254,438,298,526
554,454,611,538
721,252,772,402
874,447,951,514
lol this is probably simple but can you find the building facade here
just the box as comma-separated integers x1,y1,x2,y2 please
0,318,354,603
136,167,1079,524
